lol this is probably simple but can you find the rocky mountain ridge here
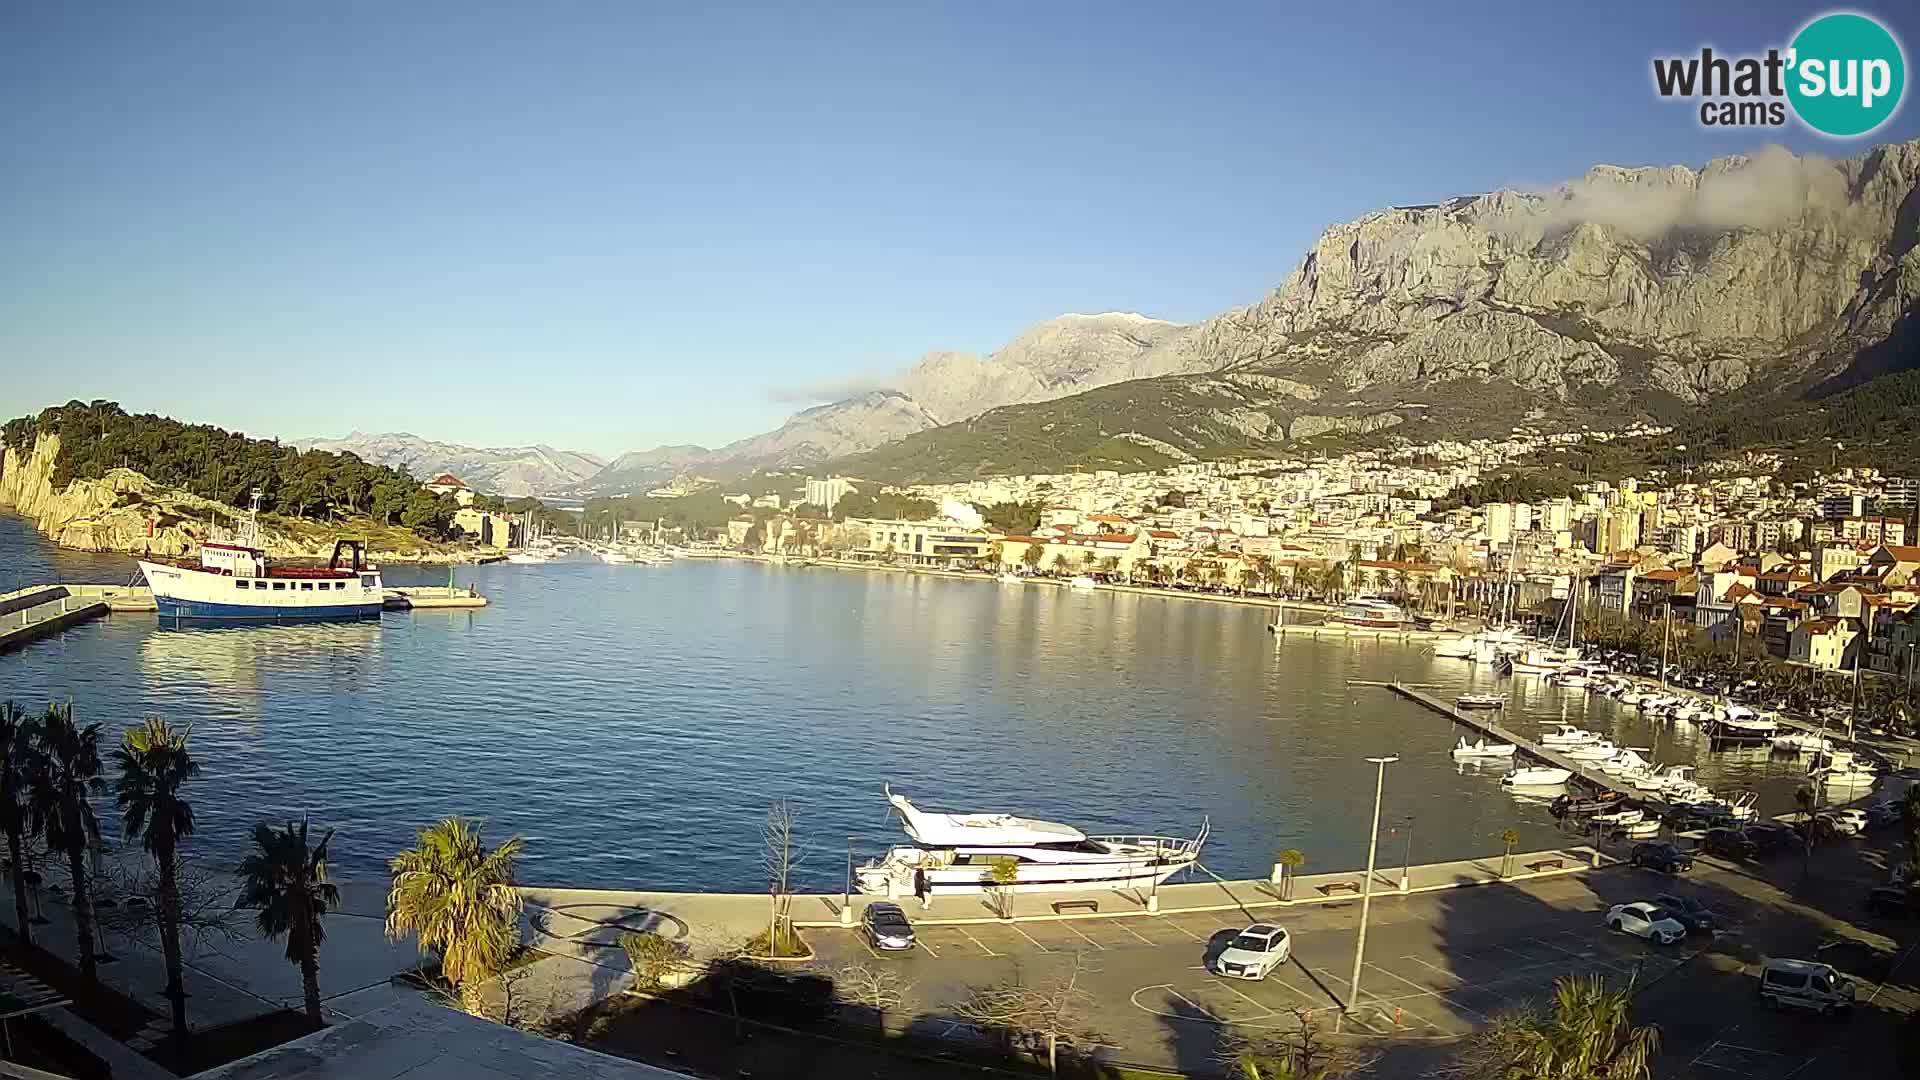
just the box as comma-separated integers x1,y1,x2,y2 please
834,139,1920,482
291,431,606,496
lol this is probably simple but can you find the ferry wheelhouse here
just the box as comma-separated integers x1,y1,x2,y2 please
137,493,384,623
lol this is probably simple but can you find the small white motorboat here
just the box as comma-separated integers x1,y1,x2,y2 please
1563,741,1623,762
1772,732,1833,754
1456,692,1506,710
1432,636,1476,659
1068,575,1098,591
1452,737,1518,760
1615,819,1662,839
1591,807,1644,826
997,572,1023,584
1501,766,1574,788
1539,724,1603,748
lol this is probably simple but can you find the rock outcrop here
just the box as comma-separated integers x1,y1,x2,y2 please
1,434,467,562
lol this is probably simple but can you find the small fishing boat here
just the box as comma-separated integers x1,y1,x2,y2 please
1551,790,1625,816
1068,575,1099,591
1456,693,1506,710
1614,819,1662,839
1501,766,1574,788
1451,737,1518,760
1539,724,1603,748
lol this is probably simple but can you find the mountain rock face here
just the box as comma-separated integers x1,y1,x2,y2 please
895,313,1190,421
836,140,1920,482
291,432,605,496
583,392,941,493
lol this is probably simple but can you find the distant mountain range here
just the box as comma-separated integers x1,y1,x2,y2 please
306,138,1920,495
290,432,606,496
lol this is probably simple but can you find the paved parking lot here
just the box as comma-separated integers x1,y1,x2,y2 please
807,848,1918,1077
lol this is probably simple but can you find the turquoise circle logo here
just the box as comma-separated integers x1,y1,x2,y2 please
1787,12,1905,137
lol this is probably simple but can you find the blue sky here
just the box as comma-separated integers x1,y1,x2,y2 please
3,1,1917,458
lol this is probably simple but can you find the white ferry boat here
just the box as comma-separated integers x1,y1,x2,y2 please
1330,597,1407,629
855,788,1207,896
137,493,383,623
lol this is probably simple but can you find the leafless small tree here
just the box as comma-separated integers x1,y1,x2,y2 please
833,961,911,1033
1218,1009,1375,1079
96,852,244,953
762,799,808,956
955,954,1101,1074
436,962,570,1034
620,930,695,992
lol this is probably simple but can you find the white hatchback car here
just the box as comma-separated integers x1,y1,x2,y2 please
1821,809,1868,836
1606,902,1686,945
1213,924,1292,980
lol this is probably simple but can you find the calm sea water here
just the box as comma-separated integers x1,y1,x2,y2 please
0,513,1823,891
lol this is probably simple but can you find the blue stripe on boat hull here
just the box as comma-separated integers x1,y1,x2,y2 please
155,597,383,622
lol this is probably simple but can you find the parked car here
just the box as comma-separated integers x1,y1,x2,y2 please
1605,902,1686,945
860,902,916,952
1743,821,1798,854
1820,810,1867,836
1631,842,1693,874
1701,828,1758,861
1814,937,1897,983
1867,884,1918,918
1213,924,1292,980
1652,892,1717,933
1864,802,1906,830
1756,958,1855,1015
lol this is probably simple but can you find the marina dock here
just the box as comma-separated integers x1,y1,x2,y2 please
1271,622,1450,642
0,585,112,652
382,585,489,610
1388,681,1629,796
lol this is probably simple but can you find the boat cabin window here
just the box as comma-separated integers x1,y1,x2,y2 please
236,580,250,589
272,582,286,591
1035,841,1112,854
362,576,376,588
300,582,313,590
951,853,1030,865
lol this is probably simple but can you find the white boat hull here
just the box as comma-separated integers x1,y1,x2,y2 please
139,561,383,623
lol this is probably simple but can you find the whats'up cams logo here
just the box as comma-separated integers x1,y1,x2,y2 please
1653,11,1906,136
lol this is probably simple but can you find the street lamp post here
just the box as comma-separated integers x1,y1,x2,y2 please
842,835,855,927
1342,755,1398,1032
1400,817,1414,893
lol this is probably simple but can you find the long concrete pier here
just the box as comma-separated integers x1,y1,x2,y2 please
1389,681,1628,795
0,585,111,652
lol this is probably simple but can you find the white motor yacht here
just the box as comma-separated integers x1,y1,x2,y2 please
1432,635,1476,659
1772,732,1834,755
854,788,1207,896
1711,705,1779,740
1808,750,1880,788
1563,740,1623,762
997,572,1023,584
1068,575,1099,591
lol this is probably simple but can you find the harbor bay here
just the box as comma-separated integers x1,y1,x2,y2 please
1,511,1831,893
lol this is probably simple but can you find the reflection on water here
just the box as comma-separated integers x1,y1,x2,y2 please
0,512,1882,889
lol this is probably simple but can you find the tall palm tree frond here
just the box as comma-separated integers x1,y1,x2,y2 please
113,716,200,855
385,816,523,987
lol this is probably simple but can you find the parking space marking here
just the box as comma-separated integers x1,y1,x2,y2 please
1060,921,1107,951
1367,961,1486,1024
1164,987,1227,1022
1111,920,1155,946
1160,917,1206,942
953,926,1000,957
1399,954,1463,985
914,935,940,958
1215,980,1276,1016
1007,923,1052,953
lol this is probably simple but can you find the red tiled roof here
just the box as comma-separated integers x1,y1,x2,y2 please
429,473,467,487
1147,529,1181,539
1639,569,1686,582
1881,545,1920,561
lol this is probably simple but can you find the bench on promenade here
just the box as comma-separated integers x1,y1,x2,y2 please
1526,858,1565,872
1051,899,1099,915
1320,881,1361,896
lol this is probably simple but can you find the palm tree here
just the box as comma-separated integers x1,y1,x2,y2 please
385,817,523,988
0,702,37,954
236,819,339,1026
1275,848,1305,901
28,703,105,986
1508,975,1660,1079
113,716,200,1051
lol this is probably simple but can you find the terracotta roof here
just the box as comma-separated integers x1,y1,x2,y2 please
1639,569,1686,582
429,473,467,488
1880,545,1920,561
1147,529,1181,539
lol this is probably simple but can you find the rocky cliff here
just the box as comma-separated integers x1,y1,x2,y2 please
1,434,468,562
836,140,1920,481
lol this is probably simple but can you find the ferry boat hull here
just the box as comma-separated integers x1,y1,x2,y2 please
137,511,385,625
